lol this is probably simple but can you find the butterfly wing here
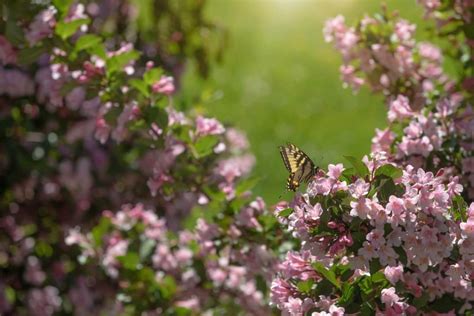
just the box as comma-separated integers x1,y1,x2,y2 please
279,143,316,191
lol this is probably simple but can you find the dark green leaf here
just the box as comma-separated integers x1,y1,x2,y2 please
343,156,369,177
55,18,90,40
106,50,140,75
452,195,468,221
160,275,177,299
91,218,111,247
313,262,340,289
130,79,150,97
118,252,140,270
193,135,219,158
297,279,314,294
144,68,163,85
371,271,388,286
53,0,74,14
18,46,46,65
235,176,260,195
412,292,429,309
360,302,375,316
339,282,355,306
375,164,403,179
74,34,102,52
431,294,463,312
6,19,24,45
139,239,156,260
278,207,293,218
369,258,382,274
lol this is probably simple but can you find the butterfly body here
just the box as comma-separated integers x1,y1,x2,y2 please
279,143,318,192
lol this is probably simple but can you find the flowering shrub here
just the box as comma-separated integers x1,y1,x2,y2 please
0,1,279,315
272,155,473,314
324,2,474,201
270,2,473,315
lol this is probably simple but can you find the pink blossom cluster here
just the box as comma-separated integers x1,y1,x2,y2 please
272,154,473,314
68,201,278,314
0,1,259,315
325,8,474,201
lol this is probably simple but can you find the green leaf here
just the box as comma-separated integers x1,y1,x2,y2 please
313,262,340,289
369,258,382,274
340,167,356,182
53,0,74,14
358,276,373,295
412,292,429,309
297,279,314,294
260,214,278,230
106,50,140,75
6,19,25,46
339,282,355,306
277,207,293,218
371,271,388,285
343,156,369,177
192,135,219,158
431,294,463,312
118,252,140,270
235,176,260,195
375,164,403,179
452,195,468,221
172,307,192,316
130,79,150,97
75,34,102,52
55,18,91,40
360,302,375,316
91,218,111,247
144,68,163,85
139,239,156,260
160,275,177,299
5,286,15,304
18,46,46,65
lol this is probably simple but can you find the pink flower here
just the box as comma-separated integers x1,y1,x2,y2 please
226,128,249,151
270,278,293,307
323,15,346,43
0,36,17,65
25,7,56,45
284,296,303,316
327,163,344,180
384,265,404,284
394,20,416,43
27,286,61,316
381,287,400,306
175,297,200,310
340,65,364,91
462,157,474,173
460,218,474,237
0,68,35,98
372,128,395,153
65,87,86,110
418,42,442,62
388,95,413,122
195,116,225,136
349,179,369,198
385,196,406,227
152,75,175,95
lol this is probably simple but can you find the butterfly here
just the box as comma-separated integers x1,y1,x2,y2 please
279,142,319,192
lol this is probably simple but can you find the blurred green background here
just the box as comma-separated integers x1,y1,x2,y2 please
179,0,427,204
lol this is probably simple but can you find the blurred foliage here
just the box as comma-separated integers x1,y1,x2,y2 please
179,0,439,203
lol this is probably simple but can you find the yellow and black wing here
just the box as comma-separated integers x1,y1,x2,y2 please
279,143,317,192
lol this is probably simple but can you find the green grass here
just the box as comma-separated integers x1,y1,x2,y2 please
179,0,427,204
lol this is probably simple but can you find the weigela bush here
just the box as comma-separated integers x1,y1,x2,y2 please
0,1,284,315
272,154,473,314
271,1,473,315
324,3,474,201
